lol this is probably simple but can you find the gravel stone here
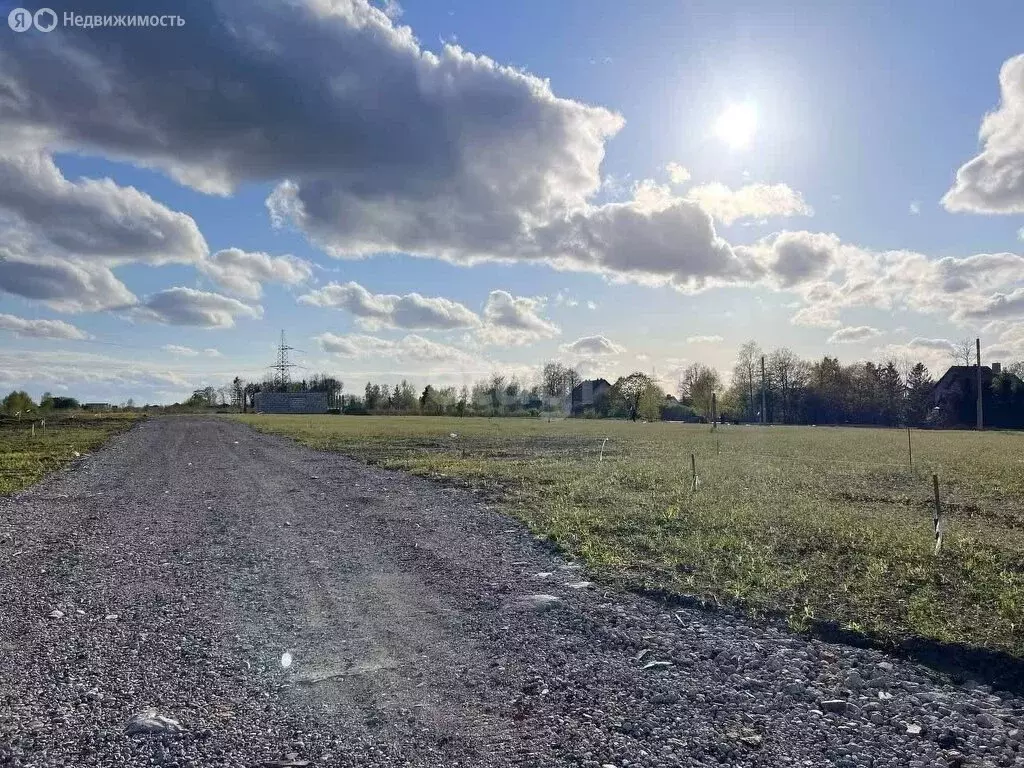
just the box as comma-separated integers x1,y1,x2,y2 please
1,416,1022,768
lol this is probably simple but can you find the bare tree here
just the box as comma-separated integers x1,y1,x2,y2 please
732,340,761,420
768,348,798,423
949,338,973,367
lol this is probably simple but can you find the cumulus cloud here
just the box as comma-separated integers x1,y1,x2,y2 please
1,0,622,257
777,234,1024,333
299,281,480,330
959,288,1024,323
0,250,137,312
203,348,223,357
909,201,921,215
943,54,1024,213
0,312,89,340
738,231,840,288
199,248,312,299
686,335,724,344
665,162,691,185
686,183,813,225
905,337,956,352
790,304,841,328
532,182,752,291
827,325,883,343
0,0,778,293
562,335,624,356
0,152,206,265
139,288,262,328
316,332,476,365
478,290,559,346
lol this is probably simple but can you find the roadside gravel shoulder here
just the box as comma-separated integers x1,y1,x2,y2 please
1,417,1021,767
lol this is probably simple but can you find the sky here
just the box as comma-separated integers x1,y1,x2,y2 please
1,0,1023,404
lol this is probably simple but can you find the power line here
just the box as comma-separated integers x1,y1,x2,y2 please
269,330,298,387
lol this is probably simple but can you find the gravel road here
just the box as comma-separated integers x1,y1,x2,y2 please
1,417,1021,767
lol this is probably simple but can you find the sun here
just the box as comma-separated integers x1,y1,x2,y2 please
714,102,757,149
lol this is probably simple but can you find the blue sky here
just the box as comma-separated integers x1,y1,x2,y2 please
1,0,1023,403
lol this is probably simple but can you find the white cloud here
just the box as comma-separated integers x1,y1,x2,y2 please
909,201,921,215
299,281,480,330
0,250,137,313
2,0,624,262
686,335,724,344
478,290,559,346
0,0,778,293
906,337,956,351
530,181,752,291
204,348,223,357
380,0,403,19
738,231,841,288
665,162,691,185
790,304,841,328
562,335,624,356
943,54,1024,213
686,182,813,225
139,288,262,328
827,325,883,344
316,332,476,366
0,312,89,341
553,291,579,308
199,248,312,299
777,235,1024,333
0,152,207,265
959,287,1024,323
162,344,199,357
586,300,597,310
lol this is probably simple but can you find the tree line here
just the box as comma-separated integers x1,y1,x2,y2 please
6,340,1022,427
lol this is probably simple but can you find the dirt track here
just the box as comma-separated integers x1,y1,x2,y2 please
1,417,1021,767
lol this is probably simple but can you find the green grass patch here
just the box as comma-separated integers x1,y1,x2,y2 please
236,414,1024,657
0,412,140,494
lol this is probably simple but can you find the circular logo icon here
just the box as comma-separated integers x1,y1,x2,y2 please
7,7,32,32
34,8,58,32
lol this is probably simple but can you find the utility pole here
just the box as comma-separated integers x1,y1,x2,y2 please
760,355,767,425
976,337,983,430
271,330,297,389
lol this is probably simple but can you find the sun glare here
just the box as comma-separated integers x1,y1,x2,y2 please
714,102,757,149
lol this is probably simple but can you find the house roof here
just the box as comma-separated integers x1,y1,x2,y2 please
934,365,1023,396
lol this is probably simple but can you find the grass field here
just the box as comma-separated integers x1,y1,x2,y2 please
238,414,1024,658
0,413,140,494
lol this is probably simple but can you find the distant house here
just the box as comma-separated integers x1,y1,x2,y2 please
253,391,331,414
82,402,112,411
571,378,611,415
932,363,1024,428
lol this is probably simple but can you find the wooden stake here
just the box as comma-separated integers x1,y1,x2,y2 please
907,426,912,469
932,474,943,555
691,453,698,492
711,391,717,430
